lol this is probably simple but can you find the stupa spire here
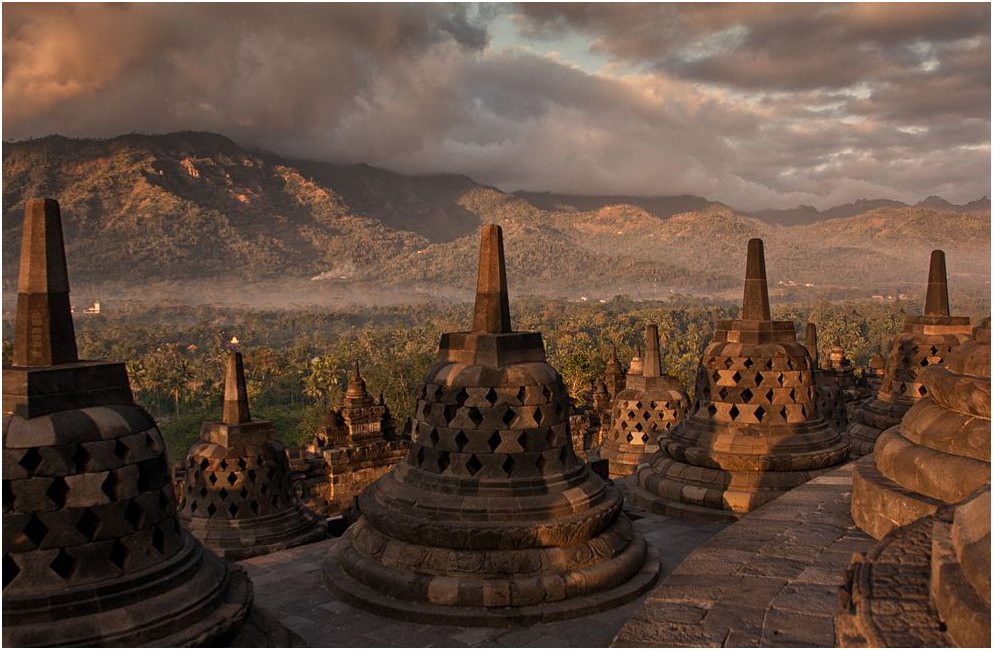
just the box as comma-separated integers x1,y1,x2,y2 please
805,322,819,368
471,224,512,334
741,238,771,321
643,324,662,378
346,360,368,399
924,249,950,317
222,351,251,424
13,198,78,366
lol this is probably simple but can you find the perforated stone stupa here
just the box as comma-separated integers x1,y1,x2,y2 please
3,198,251,646
601,324,689,478
851,317,991,540
629,239,850,521
322,224,659,625
179,351,325,560
304,362,408,515
805,323,848,433
847,251,972,458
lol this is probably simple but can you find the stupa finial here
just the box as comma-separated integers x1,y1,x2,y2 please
805,322,818,368
924,249,950,317
471,224,512,334
643,324,662,378
13,198,78,367
346,360,368,399
741,238,772,321
222,351,251,424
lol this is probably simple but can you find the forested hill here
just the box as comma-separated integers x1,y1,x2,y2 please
2,132,990,302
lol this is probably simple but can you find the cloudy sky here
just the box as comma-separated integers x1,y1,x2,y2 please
3,2,990,209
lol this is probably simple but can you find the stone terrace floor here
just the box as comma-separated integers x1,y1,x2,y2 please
239,506,727,647
613,462,874,648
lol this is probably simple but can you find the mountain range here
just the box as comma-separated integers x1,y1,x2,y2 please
2,131,989,304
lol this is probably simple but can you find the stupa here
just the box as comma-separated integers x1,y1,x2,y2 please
805,323,848,433
847,251,972,457
850,317,991,539
322,225,659,625
3,198,251,646
601,324,689,478
603,345,627,402
304,362,408,515
629,239,850,521
568,378,608,461
179,351,326,560
861,345,886,395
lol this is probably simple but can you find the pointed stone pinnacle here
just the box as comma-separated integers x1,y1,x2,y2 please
741,238,772,321
924,249,950,317
222,351,251,424
12,198,79,367
804,323,818,368
346,361,368,399
611,344,619,363
471,224,512,334
643,324,662,378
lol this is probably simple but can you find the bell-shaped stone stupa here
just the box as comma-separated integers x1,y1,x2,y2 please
805,323,849,433
3,198,251,646
180,351,326,560
629,239,850,521
322,224,660,625
601,324,689,478
846,251,972,457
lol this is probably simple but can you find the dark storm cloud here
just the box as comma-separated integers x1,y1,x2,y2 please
2,3,989,209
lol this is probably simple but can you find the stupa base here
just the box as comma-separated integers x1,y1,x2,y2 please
2,534,252,647
847,398,908,458
850,455,944,540
185,504,327,561
322,531,661,627
625,478,739,523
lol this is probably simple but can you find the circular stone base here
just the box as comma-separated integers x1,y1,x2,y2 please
850,455,944,540
322,538,661,627
625,480,739,523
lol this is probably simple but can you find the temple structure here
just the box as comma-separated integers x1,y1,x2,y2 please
323,225,659,624
568,378,608,461
861,345,886,396
303,362,408,515
3,198,251,646
846,251,972,457
179,352,326,560
805,323,849,433
601,324,689,478
840,316,990,647
629,239,850,521
603,345,626,403
850,317,991,540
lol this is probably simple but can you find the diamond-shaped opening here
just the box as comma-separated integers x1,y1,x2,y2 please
765,389,775,402
536,454,547,473
218,488,229,501
434,385,445,400
717,387,728,400
765,359,774,370
219,459,228,470
124,500,143,529
542,385,553,402
516,430,529,451
422,402,433,417
466,454,483,476
729,404,740,420
488,431,502,452
3,480,14,510
239,487,249,499
437,451,451,473
707,404,718,416
642,411,651,421
260,484,269,495
754,371,764,385
786,358,794,370
3,554,20,588
109,539,129,569
189,500,198,513
731,371,741,383
919,358,929,367
743,358,754,369
546,428,557,447
199,458,210,471
19,448,42,473
207,502,218,516
266,467,275,480
626,432,634,442
741,388,753,402
755,405,766,422
199,486,208,498
711,370,721,383
920,385,928,396
467,408,484,427
113,439,129,460
777,373,786,386
237,458,248,470
444,403,458,424
415,447,426,466
209,473,218,485
226,472,238,486
247,469,257,483
152,525,165,554
228,502,240,517
502,455,515,476
74,508,100,540
24,513,49,547
45,477,69,508
50,549,76,579
724,357,734,369
455,387,469,406
72,445,91,472
428,427,440,446
454,430,469,451
484,388,499,405
634,422,644,432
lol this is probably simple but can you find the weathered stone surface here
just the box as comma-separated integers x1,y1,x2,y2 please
847,251,972,458
614,463,873,647
602,325,689,478
323,225,659,624
3,197,250,647
179,352,326,561
852,317,991,540
630,239,850,521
